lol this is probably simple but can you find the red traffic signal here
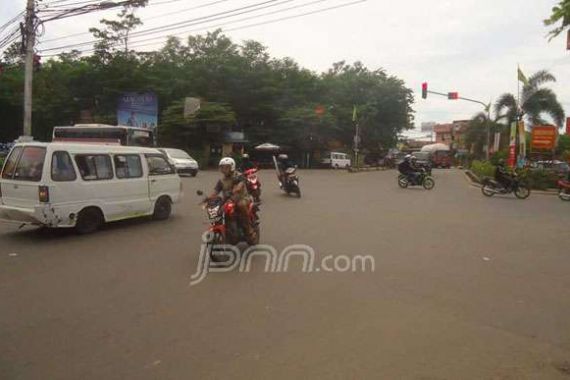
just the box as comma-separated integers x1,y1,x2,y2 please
448,92,459,100
421,82,428,99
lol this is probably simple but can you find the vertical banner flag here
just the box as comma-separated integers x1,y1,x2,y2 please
518,121,526,158
566,117,570,135
117,92,158,130
507,121,517,168
493,132,501,153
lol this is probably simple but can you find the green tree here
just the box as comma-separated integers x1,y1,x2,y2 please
495,70,565,127
544,0,570,40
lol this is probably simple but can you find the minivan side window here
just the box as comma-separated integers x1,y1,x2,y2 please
51,151,77,182
75,155,113,181
1,146,23,179
12,147,46,182
145,154,175,175
114,155,143,179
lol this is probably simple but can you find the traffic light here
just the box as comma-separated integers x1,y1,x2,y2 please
421,82,428,99
448,92,459,100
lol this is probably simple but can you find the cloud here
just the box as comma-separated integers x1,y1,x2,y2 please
3,0,568,128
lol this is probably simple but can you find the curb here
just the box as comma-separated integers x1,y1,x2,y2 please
348,166,388,173
463,170,558,196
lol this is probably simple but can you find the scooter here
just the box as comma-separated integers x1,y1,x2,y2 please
243,168,261,203
557,178,570,201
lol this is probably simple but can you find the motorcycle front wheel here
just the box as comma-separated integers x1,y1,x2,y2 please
481,184,495,197
423,177,435,190
514,185,531,200
558,188,570,201
209,232,228,263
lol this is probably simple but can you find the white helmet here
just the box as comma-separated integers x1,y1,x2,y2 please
242,153,249,159
404,154,412,161
278,154,288,160
218,157,236,171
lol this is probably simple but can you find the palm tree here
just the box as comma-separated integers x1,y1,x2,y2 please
465,111,507,157
494,70,565,128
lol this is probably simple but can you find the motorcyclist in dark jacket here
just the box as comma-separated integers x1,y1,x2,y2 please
276,154,295,186
494,160,512,189
398,155,421,184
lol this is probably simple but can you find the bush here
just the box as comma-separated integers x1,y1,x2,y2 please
519,169,559,190
471,160,496,179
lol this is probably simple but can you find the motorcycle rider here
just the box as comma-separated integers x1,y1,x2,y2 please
276,154,295,187
240,153,256,172
398,154,421,184
494,159,513,190
209,157,257,244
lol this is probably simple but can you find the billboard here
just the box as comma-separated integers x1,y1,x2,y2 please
117,92,158,130
531,125,558,151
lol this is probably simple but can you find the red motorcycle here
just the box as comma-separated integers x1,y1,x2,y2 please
197,191,260,262
558,178,570,201
244,168,261,203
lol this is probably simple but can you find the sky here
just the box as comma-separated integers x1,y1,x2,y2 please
2,0,569,136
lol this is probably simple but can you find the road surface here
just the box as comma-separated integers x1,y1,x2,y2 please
1,169,570,379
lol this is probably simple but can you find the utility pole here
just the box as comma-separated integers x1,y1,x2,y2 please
23,0,36,137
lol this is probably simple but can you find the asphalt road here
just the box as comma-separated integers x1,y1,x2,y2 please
1,168,570,379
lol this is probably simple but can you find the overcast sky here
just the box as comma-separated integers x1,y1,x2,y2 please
2,0,569,134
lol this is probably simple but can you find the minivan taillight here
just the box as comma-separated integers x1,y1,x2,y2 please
38,186,49,203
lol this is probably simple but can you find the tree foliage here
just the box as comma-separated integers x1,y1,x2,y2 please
494,69,565,128
0,28,414,153
544,0,570,40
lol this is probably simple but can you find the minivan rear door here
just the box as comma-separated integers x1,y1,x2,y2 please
1,146,46,208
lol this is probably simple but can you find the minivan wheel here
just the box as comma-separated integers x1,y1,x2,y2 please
153,197,172,220
76,207,103,234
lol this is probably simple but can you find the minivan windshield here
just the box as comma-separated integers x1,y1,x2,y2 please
165,149,191,160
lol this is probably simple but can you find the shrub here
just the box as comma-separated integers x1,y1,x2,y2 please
520,169,559,190
471,160,496,179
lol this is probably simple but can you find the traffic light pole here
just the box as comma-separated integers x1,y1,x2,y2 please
23,0,36,137
424,88,491,160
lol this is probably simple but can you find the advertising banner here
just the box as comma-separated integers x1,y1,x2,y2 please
117,92,158,130
531,125,557,151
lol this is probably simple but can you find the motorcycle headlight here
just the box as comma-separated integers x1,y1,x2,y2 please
207,205,221,220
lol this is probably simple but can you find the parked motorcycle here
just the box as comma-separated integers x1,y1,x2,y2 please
197,190,260,262
481,175,530,199
557,178,570,201
398,169,435,190
280,167,301,197
243,168,261,203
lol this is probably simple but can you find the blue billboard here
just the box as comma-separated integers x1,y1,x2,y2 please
117,92,158,130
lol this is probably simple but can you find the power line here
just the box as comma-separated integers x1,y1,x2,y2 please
90,0,326,50
226,0,365,32
42,0,366,56
39,0,285,51
40,0,235,43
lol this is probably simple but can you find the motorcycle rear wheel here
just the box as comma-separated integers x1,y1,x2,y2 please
558,188,570,201
398,175,409,188
514,185,531,200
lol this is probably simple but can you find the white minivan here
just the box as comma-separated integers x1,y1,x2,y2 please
321,152,351,169
0,142,182,233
